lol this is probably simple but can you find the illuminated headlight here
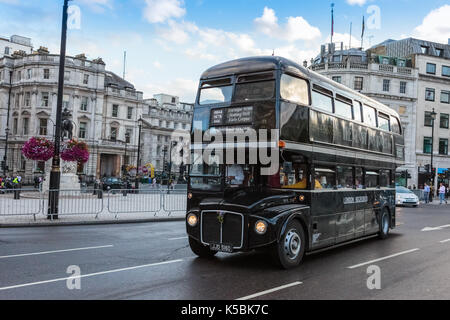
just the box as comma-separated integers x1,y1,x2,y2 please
298,195,305,202
255,220,268,235
187,213,198,227
187,192,193,200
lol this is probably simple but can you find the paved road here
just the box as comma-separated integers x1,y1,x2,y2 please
0,205,449,300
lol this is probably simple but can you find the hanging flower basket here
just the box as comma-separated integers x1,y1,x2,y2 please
21,137,54,161
61,139,90,163
126,164,136,173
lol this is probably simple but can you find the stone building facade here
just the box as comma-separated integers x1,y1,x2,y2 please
0,47,146,183
141,94,193,175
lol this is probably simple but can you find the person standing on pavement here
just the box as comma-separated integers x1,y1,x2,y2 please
423,183,430,204
439,183,448,204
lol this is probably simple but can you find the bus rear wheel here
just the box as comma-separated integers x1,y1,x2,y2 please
188,237,217,258
378,209,390,239
272,220,306,269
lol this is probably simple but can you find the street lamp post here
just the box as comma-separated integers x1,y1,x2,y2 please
430,108,437,198
168,141,177,192
122,131,130,178
2,71,13,177
47,0,70,220
134,118,142,191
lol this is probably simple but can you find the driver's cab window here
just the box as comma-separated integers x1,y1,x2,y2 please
280,162,308,189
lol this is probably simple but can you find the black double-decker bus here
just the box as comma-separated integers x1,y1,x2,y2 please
185,56,405,269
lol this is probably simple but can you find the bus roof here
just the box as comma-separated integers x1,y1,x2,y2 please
200,56,401,120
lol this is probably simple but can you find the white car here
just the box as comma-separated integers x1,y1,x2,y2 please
396,186,419,207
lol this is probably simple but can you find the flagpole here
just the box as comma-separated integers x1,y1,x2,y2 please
331,3,335,44
349,22,352,49
361,16,365,49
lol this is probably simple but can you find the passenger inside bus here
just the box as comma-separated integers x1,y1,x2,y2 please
280,163,322,189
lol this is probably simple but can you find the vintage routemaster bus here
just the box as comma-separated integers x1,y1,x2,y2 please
185,56,405,269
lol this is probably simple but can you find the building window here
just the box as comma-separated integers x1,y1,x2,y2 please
425,88,435,101
354,77,363,91
43,69,50,79
83,74,89,85
421,46,429,54
4,47,10,55
79,121,87,139
63,94,70,109
125,129,132,143
332,76,342,83
110,127,118,141
41,92,49,107
424,111,434,127
382,79,390,92
440,113,449,129
64,71,70,81
23,118,29,135
127,107,133,120
39,119,48,136
400,81,407,94
17,70,21,81
441,91,450,104
24,92,31,107
443,66,450,77
112,104,119,117
426,63,436,74
27,69,32,79
439,139,448,155
13,118,18,135
436,48,443,57
423,137,432,154
80,97,88,111
171,97,176,103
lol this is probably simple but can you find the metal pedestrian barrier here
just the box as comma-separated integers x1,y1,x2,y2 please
0,187,42,220
162,190,187,216
107,189,162,218
43,189,104,218
0,187,188,220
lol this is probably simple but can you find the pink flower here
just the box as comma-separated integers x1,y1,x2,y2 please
22,137,54,161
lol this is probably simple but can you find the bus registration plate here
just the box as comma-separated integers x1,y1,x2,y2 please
210,243,233,253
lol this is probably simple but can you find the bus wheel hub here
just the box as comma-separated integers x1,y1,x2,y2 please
284,229,301,259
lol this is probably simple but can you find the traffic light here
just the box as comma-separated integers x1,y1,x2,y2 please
163,162,169,172
431,167,436,178
425,164,430,173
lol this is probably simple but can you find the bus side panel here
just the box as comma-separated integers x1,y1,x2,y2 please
310,191,337,249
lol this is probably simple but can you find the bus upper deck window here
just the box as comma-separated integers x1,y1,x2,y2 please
280,74,309,106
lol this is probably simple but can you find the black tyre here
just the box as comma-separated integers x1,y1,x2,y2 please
272,220,306,269
189,237,217,258
378,208,390,239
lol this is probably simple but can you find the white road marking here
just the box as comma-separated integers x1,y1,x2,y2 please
439,239,450,243
236,281,302,300
421,224,450,232
347,248,420,269
0,259,184,291
0,245,114,259
168,237,188,241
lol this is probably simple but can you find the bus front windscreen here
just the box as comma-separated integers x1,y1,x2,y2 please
199,86,233,105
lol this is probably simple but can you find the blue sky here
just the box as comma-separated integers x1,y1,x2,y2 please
1,0,449,102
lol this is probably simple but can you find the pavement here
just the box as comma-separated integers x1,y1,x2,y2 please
0,203,449,299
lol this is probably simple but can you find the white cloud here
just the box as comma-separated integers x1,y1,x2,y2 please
144,0,186,24
156,20,193,44
153,61,162,69
346,0,367,6
413,5,450,43
254,7,321,42
145,78,198,102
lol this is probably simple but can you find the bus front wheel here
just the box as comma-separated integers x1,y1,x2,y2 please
272,220,306,269
188,237,217,258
